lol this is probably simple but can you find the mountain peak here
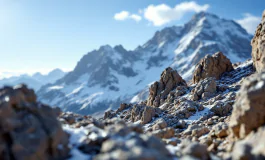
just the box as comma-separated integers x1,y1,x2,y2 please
114,44,127,52
99,45,113,52
193,11,219,19
48,68,65,76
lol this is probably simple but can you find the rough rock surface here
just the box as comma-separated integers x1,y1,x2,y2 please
131,104,157,124
191,77,217,101
229,71,265,138
147,67,186,107
231,126,265,159
251,10,265,72
192,52,233,83
0,84,69,160
181,142,210,160
210,101,233,116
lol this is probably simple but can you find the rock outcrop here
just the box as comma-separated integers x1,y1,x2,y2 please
192,52,233,83
147,67,186,107
131,104,159,124
229,71,265,138
251,10,265,72
191,77,217,101
0,84,69,160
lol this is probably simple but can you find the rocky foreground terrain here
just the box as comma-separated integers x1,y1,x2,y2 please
1,11,265,160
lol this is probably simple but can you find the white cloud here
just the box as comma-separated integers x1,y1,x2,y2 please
130,14,142,22
114,11,130,21
114,11,142,22
143,1,210,26
236,13,261,34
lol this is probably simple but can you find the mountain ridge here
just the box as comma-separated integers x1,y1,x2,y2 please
37,11,252,115
0,68,67,91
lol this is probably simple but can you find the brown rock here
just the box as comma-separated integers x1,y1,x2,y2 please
211,122,228,138
231,126,265,159
251,10,265,72
147,67,186,107
141,106,156,124
152,127,175,139
182,142,210,160
210,101,233,116
117,103,128,113
104,110,116,120
192,52,233,84
0,84,69,160
131,105,156,124
229,72,265,138
95,134,172,160
191,78,216,101
152,118,168,130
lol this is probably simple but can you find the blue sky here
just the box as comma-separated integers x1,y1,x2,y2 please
0,0,264,75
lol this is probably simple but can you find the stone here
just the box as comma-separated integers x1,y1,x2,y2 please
104,110,116,120
94,134,172,160
117,103,128,113
182,142,210,160
192,52,233,83
0,84,69,160
131,105,156,124
175,100,204,119
147,67,186,107
211,122,228,138
184,124,209,138
191,78,217,100
152,118,168,130
210,101,233,116
229,72,265,138
152,127,175,139
141,106,156,124
231,126,265,159
251,10,265,72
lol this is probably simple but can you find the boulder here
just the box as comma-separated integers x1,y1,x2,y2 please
211,122,228,138
210,101,233,116
229,72,265,138
151,127,175,139
183,124,209,138
251,10,265,72
0,84,69,160
152,118,168,130
104,110,116,120
94,134,172,160
147,67,186,107
192,52,233,83
181,142,210,160
131,105,157,124
175,100,204,119
191,78,217,101
231,126,265,159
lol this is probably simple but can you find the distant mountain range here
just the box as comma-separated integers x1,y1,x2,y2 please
0,69,66,91
37,12,252,115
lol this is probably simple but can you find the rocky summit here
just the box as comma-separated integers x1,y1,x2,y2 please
1,10,265,160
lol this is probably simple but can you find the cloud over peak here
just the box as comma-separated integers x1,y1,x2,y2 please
114,11,142,22
144,1,210,26
236,13,261,34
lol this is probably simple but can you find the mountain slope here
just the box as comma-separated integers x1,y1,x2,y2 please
0,69,66,91
37,12,252,115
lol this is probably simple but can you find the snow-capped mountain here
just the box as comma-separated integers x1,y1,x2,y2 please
37,12,252,115
0,69,66,91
